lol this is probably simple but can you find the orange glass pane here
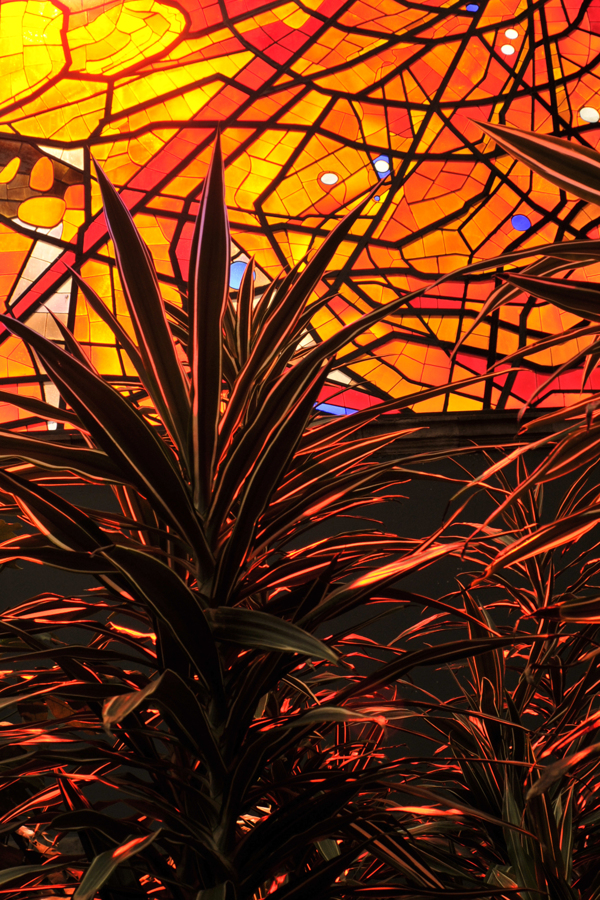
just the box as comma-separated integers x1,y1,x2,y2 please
29,156,54,192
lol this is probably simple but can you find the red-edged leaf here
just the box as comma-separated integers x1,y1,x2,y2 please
94,161,190,458
52,810,143,843
208,348,342,536
216,191,374,464
255,460,412,553
102,546,222,690
503,272,600,322
0,388,81,428
299,371,504,455
583,348,600,388
338,634,548,699
236,256,255,366
103,673,166,732
351,540,463,590
398,783,539,841
526,742,600,800
475,507,600,582
0,430,128,483
560,595,600,622
0,315,212,575
0,861,72,888
47,311,97,370
213,364,329,601
479,120,600,207
452,256,590,360
455,424,600,540
104,668,226,777
0,468,108,552
73,830,161,900
0,540,115,573
205,606,339,663
188,132,230,515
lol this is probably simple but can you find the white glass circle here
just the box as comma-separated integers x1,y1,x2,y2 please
504,28,518,39
580,107,600,124
320,172,339,185
501,44,515,55
374,159,390,172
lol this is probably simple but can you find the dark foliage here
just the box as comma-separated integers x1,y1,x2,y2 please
0,126,599,900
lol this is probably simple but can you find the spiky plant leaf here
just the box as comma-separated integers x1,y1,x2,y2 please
94,161,190,458
74,831,161,900
503,272,600,323
479,120,600,207
188,134,230,514
0,131,570,900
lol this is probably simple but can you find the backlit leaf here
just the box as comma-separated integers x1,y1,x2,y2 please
479,120,600,208
103,673,165,732
73,830,161,900
189,132,230,515
94,161,190,458
0,314,213,575
503,272,600,323
476,508,600,582
205,607,339,663
526,742,600,800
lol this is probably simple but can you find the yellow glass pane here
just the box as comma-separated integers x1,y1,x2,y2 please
0,157,20,183
18,196,65,227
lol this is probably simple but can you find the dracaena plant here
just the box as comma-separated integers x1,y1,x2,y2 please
0,134,534,900
451,121,600,618
412,121,600,900
415,450,600,900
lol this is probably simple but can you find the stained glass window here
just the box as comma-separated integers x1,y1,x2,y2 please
0,0,598,427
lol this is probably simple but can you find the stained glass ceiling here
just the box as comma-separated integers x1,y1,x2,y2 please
0,0,598,428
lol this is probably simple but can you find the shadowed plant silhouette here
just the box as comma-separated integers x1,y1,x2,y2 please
428,120,600,900
0,133,539,900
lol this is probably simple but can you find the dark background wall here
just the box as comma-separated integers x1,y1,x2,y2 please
0,413,572,758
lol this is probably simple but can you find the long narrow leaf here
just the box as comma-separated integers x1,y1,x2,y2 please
103,546,223,693
338,635,549,700
213,364,329,600
503,272,600,323
188,132,230,515
475,507,600,582
73,830,161,900
0,315,212,575
0,430,129,483
452,256,593,360
0,468,109,552
94,161,190,460
0,388,82,428
479,120,600,207
216,191,375,464
205,607,339,663
236,257,255,366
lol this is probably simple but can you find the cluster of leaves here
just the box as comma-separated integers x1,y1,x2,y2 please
1,123,600,900
410,123,600,899
0,135,533,900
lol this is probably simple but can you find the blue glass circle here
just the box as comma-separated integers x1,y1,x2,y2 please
374,195,380,202
466,3,479,10
511,214,531,231
373,155,391,179
230,260,248,289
